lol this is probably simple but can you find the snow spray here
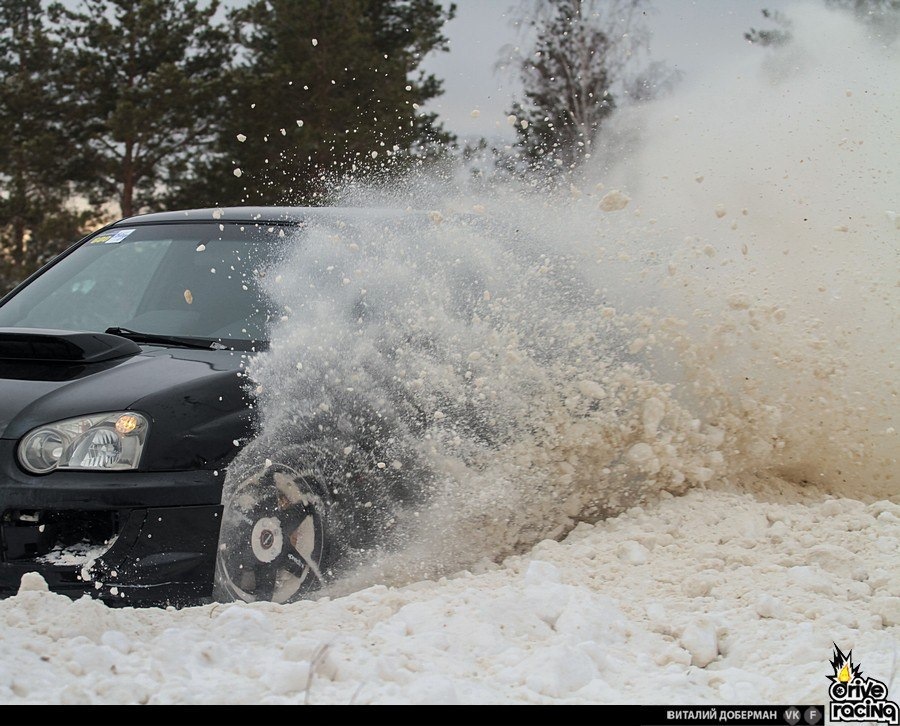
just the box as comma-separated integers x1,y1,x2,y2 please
223,4,898,594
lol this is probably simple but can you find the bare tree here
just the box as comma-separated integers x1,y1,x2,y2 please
506,0,679,172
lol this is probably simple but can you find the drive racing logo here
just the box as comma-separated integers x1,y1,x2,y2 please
829,643,898,725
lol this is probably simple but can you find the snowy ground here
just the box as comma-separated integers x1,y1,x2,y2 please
1,481,896,704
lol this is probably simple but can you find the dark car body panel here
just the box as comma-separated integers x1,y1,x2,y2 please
0,347,253,450
0,206,426,605
111,205,408,226
0,502,223,604
0,341,253,604
0,210,300,605
0,328,142,364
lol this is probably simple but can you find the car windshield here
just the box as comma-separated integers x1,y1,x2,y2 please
0,222,290,350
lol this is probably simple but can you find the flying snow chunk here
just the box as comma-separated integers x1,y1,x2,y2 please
714,204,727,219
727,293,752,310
233,168,243,178
296,120,304,128
470,109,481,118
311,38,318,47
578,380,607,400
599,190,630,212
627,443,655,466
642,397,666,437
506,114,517,126
236,134,246,142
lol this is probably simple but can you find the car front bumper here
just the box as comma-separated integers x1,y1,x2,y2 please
0,440,223,606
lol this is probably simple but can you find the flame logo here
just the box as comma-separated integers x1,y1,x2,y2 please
830,643,863,684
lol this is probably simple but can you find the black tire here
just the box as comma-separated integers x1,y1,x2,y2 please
215,391,432,604
215,455,333,604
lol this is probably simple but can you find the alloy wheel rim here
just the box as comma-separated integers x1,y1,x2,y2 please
219,462,325,603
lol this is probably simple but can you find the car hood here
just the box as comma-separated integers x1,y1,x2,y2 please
0,346,250,440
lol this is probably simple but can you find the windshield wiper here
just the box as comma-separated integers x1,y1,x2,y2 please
105,327,226,351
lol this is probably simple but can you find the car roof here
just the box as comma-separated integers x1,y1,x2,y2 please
112,206,417,227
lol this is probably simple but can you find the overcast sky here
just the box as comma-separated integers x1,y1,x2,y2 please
421,0,769,141
58,0,772,141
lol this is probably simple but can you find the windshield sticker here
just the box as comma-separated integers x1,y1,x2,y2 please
90,228,136,245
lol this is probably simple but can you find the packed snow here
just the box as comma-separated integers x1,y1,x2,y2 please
1,482,897,704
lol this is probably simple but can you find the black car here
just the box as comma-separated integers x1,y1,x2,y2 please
0,206,400,606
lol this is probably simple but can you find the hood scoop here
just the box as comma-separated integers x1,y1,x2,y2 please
0,328,141,364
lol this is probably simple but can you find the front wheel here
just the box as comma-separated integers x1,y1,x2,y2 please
215,459,331,604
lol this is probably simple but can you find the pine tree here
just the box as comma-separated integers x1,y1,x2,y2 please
53,0,231,218
0,0,88,293
171,0,456,208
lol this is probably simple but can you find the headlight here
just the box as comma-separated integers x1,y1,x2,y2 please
18,412,149,474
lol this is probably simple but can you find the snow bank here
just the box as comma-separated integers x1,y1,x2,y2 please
1,484,896,704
